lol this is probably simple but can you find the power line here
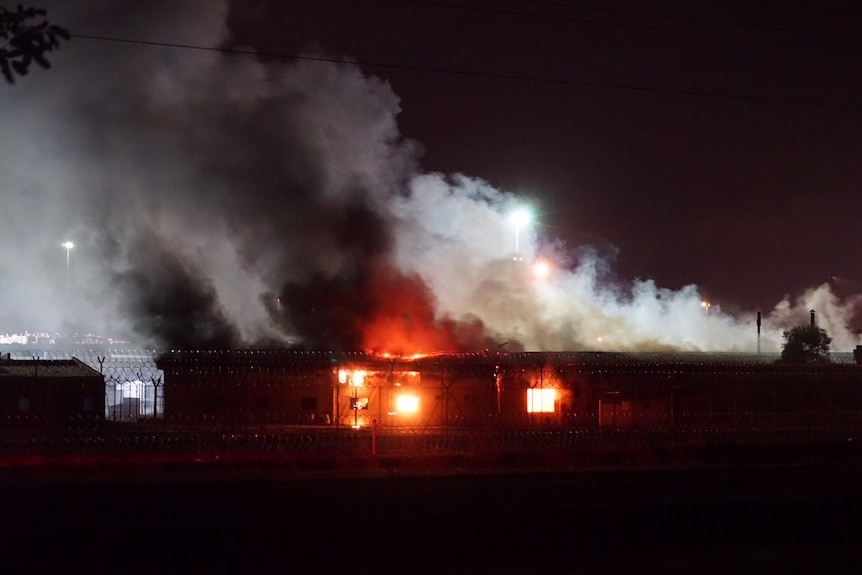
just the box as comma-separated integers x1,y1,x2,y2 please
71,33,862,111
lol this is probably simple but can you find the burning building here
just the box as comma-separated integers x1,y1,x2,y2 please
156,350,505,428
155,349,862,433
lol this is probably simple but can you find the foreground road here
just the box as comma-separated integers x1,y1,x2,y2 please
2,464,861,574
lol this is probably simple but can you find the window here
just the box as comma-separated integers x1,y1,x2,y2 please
527,388,556,413
83,397,94,412
301,397,318,411
18,398,29,413
395,394,420,414
350,397,369,410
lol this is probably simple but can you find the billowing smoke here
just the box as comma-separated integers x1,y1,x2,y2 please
1,1,859,352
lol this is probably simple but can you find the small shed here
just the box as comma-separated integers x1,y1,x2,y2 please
0,355,105,425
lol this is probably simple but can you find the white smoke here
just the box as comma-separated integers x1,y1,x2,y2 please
392,173,861,352
0,0,858,352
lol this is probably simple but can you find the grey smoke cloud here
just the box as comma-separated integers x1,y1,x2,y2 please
0,0,858,352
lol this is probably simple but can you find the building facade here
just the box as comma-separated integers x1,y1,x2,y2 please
156,350,862,430
0,356,105,426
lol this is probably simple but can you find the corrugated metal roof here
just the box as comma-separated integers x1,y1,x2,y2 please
0,357,102,378
154,349,858,366
1,347,162,383
1,348,858,375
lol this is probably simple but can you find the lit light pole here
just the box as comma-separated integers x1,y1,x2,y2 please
61,241,74,290
354,378,359,429
510,208,531,261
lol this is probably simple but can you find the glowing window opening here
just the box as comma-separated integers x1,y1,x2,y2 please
337,369,366,386
527,388,556,413
395,394,420,414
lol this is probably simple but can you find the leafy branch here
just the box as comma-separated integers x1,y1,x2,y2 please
0,4,69,83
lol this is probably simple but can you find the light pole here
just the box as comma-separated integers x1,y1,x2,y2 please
61,241,74,290
352,371,365,429
510,208,531,261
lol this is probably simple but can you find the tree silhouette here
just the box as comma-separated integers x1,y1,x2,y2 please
780,324,832,364
0,4,69,83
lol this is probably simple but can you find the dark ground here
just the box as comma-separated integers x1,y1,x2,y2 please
2,461,861,574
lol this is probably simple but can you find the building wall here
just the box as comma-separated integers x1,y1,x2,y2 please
159,354,862,429
164,367,335,425
0,376,104,424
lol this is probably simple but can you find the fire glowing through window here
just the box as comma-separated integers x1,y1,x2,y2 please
395,394,419,414
527,388,556,413
338,369,366,386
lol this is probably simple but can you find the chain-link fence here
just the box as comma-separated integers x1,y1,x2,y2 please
3,349,862,460
2,348,163,421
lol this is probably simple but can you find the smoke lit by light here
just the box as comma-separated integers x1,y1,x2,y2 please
533,260,552,279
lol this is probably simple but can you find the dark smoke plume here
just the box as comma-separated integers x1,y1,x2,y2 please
115,233,240,349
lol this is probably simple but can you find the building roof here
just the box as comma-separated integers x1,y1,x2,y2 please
1,347,162,383
0,357,103,379
153,349,861,373
3,348,855,378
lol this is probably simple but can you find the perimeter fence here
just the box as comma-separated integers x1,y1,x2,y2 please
3,348,862,459
3,348,163,421
2,409,862,458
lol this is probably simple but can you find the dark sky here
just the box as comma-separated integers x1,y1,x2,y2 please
228,0,862,312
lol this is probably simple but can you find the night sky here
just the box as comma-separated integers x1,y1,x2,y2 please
2,0,861,352
227,0,862,310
